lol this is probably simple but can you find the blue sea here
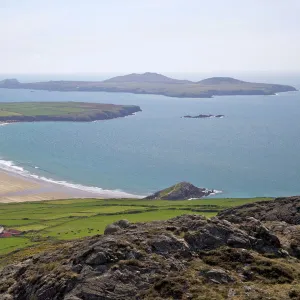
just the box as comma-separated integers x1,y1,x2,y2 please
0,73,299,198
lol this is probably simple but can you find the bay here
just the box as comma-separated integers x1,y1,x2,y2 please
0,73,299,198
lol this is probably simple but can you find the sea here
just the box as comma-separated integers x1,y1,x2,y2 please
0,72,299,198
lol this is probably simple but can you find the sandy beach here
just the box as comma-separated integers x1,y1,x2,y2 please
0,169,133,203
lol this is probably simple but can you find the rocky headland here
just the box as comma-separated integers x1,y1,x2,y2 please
0,102,141,123
1,196,299,299
145,182,216,200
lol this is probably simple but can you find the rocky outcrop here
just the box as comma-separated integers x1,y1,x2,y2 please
218,196,300,225
144,182,215,200
0,197,300,299
200,268,236,284
103,72,191,84
218,196,300,259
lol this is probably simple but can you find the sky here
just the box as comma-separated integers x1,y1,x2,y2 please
1,0,300,74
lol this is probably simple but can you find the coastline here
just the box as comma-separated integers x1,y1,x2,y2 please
0,167,140,203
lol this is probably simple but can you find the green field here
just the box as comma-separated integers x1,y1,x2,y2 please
0,197,272,255
0,102,140,122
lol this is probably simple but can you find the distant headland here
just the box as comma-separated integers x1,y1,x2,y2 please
0,73,297,98
0,102,141,123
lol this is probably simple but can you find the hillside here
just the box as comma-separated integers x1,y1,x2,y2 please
0,197,268,255
103,72,191,84
198,77,246,85
0,196,299,299
0,102,141,123
0,73,296,98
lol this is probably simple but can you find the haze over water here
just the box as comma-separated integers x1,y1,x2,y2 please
0,73,299,198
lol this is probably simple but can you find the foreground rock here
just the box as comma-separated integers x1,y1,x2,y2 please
218,196,300,224
0,196,300,299
144,181,215,200
218,196,300,259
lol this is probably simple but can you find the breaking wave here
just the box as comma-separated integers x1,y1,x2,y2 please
0,159,142,198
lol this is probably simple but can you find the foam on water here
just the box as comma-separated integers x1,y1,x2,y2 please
0,159,142,198
187,189,223,200
209,189,223,195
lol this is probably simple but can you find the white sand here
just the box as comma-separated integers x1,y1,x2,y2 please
0,170,100,203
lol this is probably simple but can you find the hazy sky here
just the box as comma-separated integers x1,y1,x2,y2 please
1,0,300,74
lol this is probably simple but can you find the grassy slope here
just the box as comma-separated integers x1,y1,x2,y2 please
0,197,272,255
0,102,138,120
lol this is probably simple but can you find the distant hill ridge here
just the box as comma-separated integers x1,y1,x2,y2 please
103,72,191,84
0,73,297,98
198,77,246,85
104,73,247,84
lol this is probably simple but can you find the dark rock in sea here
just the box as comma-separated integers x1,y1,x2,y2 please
183,114,224,118
144,181,215,200
1,196,300,299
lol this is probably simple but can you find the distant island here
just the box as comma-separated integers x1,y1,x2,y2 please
0,73,297,98
183,114,224,118
0,102,141,123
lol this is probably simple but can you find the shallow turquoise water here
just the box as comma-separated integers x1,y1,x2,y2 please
0,74,299,197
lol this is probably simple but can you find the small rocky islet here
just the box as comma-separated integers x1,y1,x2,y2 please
183,114,225,119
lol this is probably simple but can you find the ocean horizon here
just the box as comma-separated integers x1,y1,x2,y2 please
0,72,300,198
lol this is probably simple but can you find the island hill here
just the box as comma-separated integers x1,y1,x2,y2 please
0,102,141,123
0,73,297,98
